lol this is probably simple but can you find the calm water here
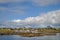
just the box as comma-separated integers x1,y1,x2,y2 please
0,33,60,40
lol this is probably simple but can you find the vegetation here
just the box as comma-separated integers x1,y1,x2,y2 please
0,28,60,37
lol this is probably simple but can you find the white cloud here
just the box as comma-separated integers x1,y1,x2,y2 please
32,0,60,6
11,10,60,28
12,19,22,22
0,10,60,28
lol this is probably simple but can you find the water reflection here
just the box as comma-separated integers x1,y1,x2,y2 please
0,33,60,40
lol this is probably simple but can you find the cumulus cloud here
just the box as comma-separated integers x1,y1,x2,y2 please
0,10,60,28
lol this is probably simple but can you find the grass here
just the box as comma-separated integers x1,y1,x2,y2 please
0,28,60,37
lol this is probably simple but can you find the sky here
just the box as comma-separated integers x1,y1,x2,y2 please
0,0,60,28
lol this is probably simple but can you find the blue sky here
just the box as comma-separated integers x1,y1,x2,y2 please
0,0,60,28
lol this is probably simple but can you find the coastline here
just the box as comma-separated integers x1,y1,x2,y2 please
0,28,60,37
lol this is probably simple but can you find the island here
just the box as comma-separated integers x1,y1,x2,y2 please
0,26,60,37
